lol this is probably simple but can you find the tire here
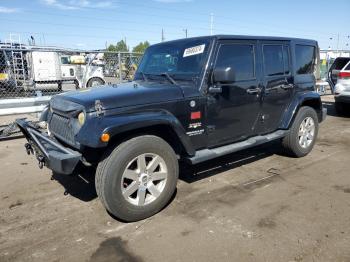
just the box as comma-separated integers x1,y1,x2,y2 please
95,135,179,222
87,77,104,88
282,106,319,157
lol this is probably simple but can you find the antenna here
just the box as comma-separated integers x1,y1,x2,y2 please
210,13,214,35
161,29,165,42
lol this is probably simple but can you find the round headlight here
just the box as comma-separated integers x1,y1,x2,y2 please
78,112,85,126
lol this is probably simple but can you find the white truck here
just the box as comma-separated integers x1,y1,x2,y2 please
27,51,105,91
0,47,105,93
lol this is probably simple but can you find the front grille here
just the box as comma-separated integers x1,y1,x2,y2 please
49,114,75,145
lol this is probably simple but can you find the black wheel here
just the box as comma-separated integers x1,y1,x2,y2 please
95,135,178,222
282,106,319,157
335,102,347,116
87,77,104,87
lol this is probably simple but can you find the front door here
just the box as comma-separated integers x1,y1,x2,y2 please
207,40,262,147
259,42,294,133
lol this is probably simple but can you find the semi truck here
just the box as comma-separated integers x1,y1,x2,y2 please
0,44,105,94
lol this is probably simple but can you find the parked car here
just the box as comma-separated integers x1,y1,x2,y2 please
328,57,350,114
17,35,326,222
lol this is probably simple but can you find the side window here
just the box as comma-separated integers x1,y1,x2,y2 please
263,45,284,76
215,44,255,81
295,45,315,74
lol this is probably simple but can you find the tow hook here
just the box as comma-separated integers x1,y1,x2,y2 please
37,156,45,169
25,143,33,155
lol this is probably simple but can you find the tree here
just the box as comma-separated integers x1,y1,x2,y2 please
132,41,150,53
107,40,129,52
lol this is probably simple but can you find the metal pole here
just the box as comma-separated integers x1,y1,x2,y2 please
118,52,122,83
336,33,339,55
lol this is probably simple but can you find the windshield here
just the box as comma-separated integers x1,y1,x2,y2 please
135,38,210,80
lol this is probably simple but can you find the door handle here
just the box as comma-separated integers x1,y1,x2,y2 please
281,83,294,90
246,87,261,94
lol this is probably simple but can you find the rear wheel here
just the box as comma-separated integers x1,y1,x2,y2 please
282,106,319,157
95,135,178,222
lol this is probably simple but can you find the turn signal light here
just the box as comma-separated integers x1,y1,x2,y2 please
101,133,110,142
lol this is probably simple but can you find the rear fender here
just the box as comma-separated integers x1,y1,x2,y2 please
279,91,322,129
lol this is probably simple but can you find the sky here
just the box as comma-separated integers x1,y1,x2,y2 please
0,0,349,51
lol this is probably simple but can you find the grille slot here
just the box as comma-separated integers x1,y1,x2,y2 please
49,114,75,145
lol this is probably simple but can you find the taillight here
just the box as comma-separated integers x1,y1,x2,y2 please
338,72,350,79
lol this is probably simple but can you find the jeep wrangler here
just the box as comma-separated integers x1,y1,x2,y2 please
17,35,327,222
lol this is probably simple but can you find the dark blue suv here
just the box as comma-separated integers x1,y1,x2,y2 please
17,35,327,221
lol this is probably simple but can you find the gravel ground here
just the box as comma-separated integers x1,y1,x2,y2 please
0,95,349,262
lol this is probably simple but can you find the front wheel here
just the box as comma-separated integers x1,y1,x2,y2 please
282,106,319,157
95,135,178,222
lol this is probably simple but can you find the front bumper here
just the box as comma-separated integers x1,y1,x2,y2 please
16,119,81,175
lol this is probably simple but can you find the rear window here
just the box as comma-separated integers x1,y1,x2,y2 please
295,45,315,74
344,61,350,70
332,58,350,70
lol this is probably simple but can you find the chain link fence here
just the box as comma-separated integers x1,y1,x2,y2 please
0,43,143,138
0,44,143,100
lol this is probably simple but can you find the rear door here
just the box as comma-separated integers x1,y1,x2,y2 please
259,41,293,133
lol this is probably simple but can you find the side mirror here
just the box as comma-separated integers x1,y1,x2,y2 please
213,66,235,83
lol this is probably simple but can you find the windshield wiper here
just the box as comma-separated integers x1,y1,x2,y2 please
160,72,178,86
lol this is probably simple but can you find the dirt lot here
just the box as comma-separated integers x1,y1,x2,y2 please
0,95,349,262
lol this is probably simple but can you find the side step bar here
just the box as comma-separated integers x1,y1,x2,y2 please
186,130,288,164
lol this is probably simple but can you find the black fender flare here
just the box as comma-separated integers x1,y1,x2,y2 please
279,91,322,129
95,110,195,156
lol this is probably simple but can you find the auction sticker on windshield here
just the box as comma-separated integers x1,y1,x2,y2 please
183,44,206,57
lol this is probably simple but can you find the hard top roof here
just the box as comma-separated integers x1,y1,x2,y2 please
154,35,317,46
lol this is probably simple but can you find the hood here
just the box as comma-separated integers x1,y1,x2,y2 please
51,81,184,112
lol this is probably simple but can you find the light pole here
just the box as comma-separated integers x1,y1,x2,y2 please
329,37,333,50
183,29,188,38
